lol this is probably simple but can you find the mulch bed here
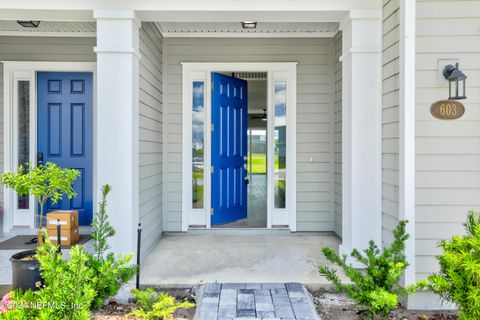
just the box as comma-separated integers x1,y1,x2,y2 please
309,290,458,320
92,288,196,320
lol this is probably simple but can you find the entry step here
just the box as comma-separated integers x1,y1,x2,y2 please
194,283,321,320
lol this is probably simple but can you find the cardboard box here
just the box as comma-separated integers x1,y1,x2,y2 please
46,210,78,230
47,227,79,246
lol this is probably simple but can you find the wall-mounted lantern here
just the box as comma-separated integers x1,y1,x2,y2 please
443,62,467,100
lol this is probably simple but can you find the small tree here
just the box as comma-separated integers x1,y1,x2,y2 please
319,220,424,319
0,162,80,235
91,184,115,260
427,211,480,320
88,184,137,309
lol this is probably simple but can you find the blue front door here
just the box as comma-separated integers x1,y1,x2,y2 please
37,72,93,225
211,73,248,225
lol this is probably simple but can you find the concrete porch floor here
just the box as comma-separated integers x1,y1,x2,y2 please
141,231,348,289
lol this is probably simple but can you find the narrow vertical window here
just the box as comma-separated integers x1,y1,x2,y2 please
17,80,30,209
274,81,287,209
192,81,205,208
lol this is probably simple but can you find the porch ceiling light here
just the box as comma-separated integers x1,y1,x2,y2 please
17,20,41,28
443,62,467,100
241,21,257,29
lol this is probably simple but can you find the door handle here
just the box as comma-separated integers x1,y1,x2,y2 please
37,152,43,165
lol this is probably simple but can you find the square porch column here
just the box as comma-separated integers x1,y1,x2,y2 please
94,9,140,255
339,10,383,255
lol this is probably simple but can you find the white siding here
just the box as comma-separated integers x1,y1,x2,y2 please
333,32,342,237
415,0,480,280
138,23,163,257
0,36,95,230
382,0,401,246
164,37,337,231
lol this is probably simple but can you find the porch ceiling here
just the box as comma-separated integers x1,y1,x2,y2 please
158,21,339,37
0,20,95,36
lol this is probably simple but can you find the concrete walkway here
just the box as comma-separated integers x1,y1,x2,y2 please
141,231,347,289
195,283,321,320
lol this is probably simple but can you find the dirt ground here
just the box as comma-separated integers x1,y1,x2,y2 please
310,290,458,320
92,288,196,320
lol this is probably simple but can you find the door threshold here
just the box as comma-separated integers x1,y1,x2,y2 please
184,228,292,235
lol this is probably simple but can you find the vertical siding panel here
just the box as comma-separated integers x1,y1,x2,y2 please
139,23,163,258
415,0,480,280
382,0,401,246
165,37,336,231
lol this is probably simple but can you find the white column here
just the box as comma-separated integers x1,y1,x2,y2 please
340,10,383,256
94,9,140,255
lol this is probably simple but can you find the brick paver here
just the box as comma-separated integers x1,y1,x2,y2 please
194,283,320,320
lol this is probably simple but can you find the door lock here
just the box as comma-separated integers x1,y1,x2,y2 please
37,152,44,165
245,178,250,185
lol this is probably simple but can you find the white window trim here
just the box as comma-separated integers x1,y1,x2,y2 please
2,61,97,232
181,62,297,232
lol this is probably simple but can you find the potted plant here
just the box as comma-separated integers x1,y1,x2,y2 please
0,162,79,291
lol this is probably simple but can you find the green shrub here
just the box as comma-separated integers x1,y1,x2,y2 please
0,184,136,319
128,288,195,320
89,184,137,308
0,234,96,320
88,252,136,309
427,211,480,320
319,220,422,319
91,184,115,260
0,289,38,320
35,238,96,319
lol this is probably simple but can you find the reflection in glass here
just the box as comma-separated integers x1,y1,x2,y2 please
192,81,205,208
274,81,286,209
247,129,267,175
17,81,29,209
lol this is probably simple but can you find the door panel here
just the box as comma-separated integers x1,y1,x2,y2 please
37,72,93,225
211,73,248,225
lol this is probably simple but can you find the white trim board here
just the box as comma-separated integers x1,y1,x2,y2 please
2,61,97,232
181,62,297,232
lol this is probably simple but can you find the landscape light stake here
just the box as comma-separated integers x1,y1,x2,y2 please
136,223,142,289
57,220,61,254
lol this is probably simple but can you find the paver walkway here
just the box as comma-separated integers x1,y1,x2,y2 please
194,283,320,320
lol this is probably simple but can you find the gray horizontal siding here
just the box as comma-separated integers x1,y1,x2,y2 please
138,22,163,258
0,36,95,230
164,37,336,231
382,0,400,246
415,0,480,280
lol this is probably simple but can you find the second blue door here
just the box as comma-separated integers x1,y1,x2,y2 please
211,73,248,225
37,72,93,225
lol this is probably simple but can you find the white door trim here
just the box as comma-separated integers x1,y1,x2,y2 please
181,62,297,232
2,61,97,233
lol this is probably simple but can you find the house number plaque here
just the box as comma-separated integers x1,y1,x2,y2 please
430,100,465,120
